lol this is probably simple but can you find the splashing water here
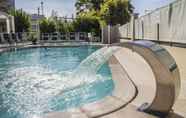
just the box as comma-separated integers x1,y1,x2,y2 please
73,46,121,81
0,46,121,118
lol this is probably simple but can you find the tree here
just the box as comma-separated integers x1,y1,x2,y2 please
39,18,56,33
74,10,101,36
100,0,133,26
64,22,75,32
90,0,104,11
56,20,66,32
75,0,134,36
10,9,31,32
52,19,74,33
75,0,104,15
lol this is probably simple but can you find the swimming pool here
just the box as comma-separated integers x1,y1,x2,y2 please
0,46,114,118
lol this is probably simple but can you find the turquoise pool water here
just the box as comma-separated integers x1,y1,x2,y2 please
0,46,114,118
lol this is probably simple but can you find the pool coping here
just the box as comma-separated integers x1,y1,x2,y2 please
0,42,107,53
0,42,108,53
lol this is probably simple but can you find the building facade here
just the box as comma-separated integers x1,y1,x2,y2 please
30,14,45,32
0,11,15,33
0,0,15,13
0,0,15,33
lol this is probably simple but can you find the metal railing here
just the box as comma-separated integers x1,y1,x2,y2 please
0,32,31,46
40,32,101,42
0,32,102,48
40,32,89,42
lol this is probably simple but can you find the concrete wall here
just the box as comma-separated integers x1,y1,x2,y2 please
102,25,120,44
115,0,186,44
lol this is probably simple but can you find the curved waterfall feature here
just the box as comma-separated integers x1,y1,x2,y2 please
0,46,121,118
73,46,121,81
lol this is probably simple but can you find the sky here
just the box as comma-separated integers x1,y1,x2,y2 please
131,0,175,15
15,0,76,17
15,0,175,17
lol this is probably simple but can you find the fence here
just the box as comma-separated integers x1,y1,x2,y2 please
117,0,186,44
40,32,101,43
40,32,88,41
0,32,31,45
0,32,101,47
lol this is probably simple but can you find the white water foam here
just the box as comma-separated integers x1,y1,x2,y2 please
0,46,121,118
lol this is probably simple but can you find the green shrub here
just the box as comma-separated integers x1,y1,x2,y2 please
10,9,31,32
74,10,101,36
39,18,57,33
